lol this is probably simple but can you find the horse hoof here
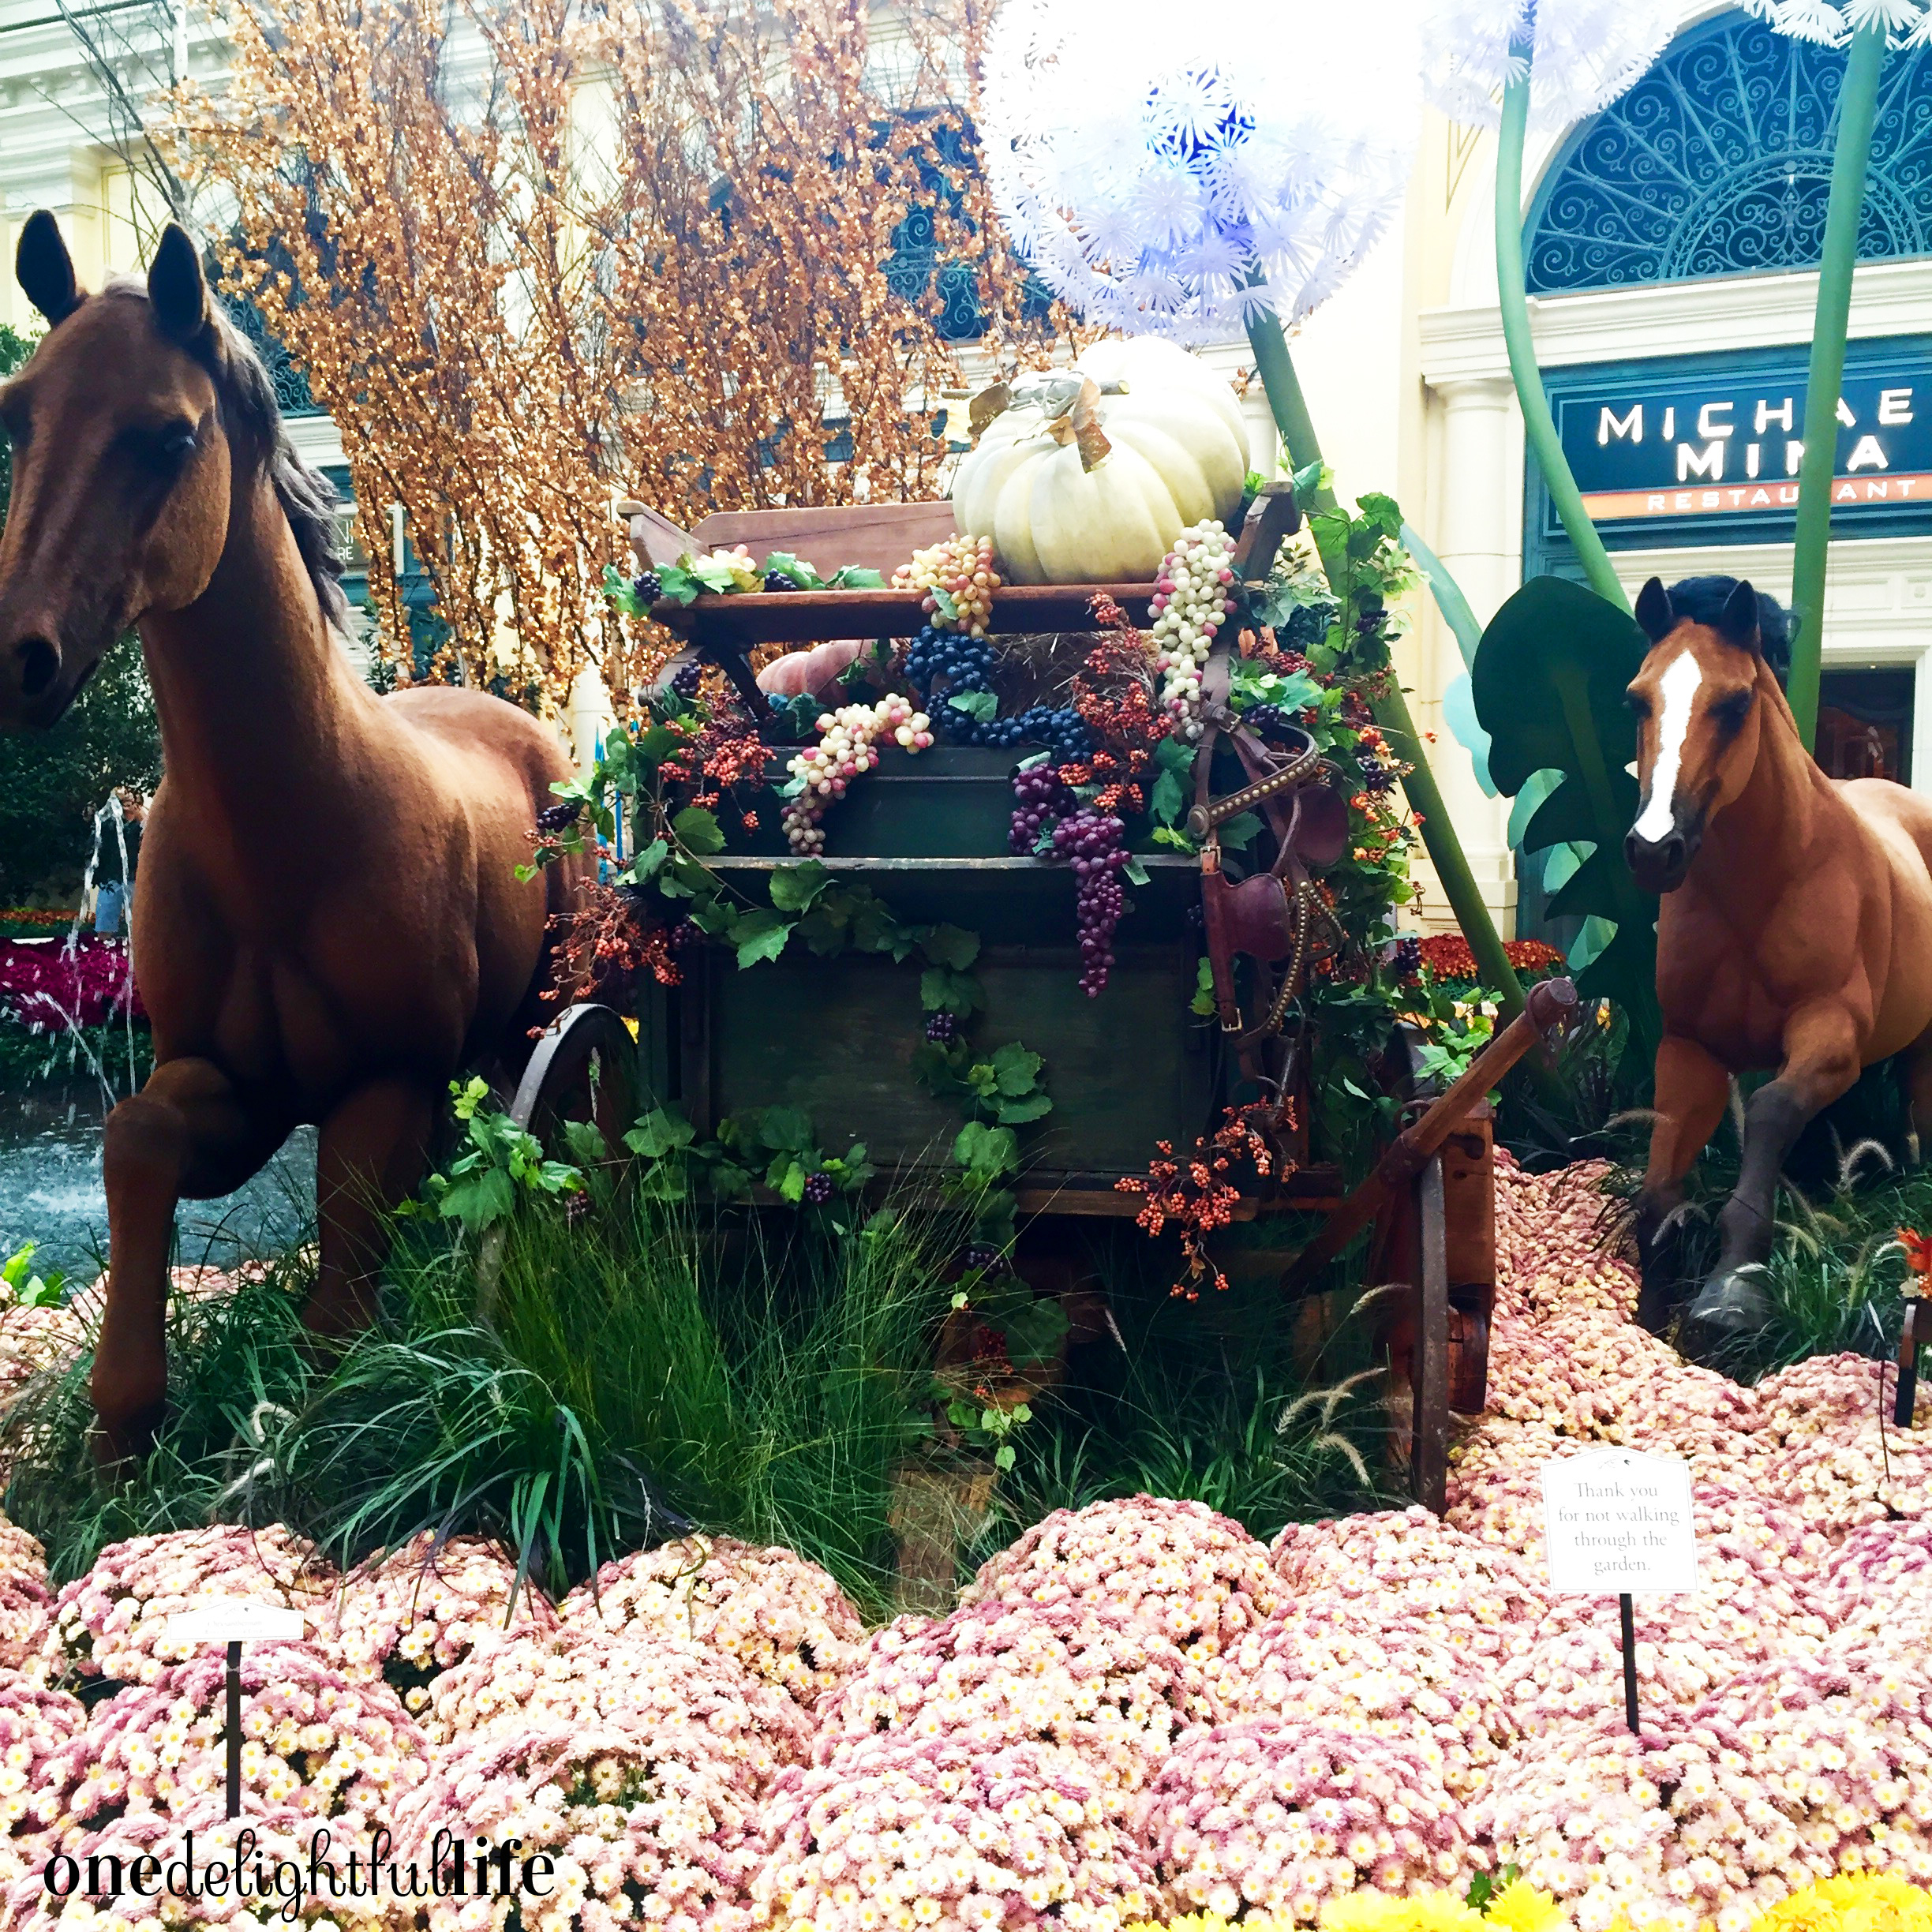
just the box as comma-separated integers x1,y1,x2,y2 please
1685,1268,1773,1339
88,1395,166,1473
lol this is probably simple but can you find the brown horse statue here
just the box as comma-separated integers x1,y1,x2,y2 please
0,214,578,1460
1625,573,1932,1342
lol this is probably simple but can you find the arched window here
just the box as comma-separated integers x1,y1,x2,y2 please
1523,9,1932,294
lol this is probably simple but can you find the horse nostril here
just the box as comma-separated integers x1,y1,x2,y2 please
1663,835,1685,872
13,638,58,698
1625,832,1642,870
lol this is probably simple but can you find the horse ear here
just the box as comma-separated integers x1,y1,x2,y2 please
15,211,80,327
1634,577,1676,644
148,223,211,345
1719,579,1762,653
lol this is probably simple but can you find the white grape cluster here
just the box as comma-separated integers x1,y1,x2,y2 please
1150,521,1239,740
891,533,998,636
782,695,934,854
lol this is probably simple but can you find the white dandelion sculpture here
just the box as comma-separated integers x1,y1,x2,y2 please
980,0,1421,347
1420,0,1679,133
978,0,1533,1013
1416,0,1684,619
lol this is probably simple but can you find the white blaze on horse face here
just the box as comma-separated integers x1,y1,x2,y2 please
1634,649,1703,844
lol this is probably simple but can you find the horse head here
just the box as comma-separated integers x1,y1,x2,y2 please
0,213,242,729
1623,575,1769,895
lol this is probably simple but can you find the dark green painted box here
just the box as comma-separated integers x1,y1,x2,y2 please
634,751,1229,1185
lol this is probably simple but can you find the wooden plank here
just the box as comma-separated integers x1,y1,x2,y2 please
657,583,1160,650
690,501,961,576
1413,1155,1450,1517
620,504,697,571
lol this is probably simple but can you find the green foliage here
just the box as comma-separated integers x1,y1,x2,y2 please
1473,578,1658,1042
0,1242,64,1309
415,1077,583,1234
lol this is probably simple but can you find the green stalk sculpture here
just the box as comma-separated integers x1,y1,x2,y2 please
1244,312,1529,1020
1494,72,1630,616
1788,19,1888,749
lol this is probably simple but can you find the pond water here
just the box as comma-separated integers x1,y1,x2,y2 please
0,1081,316,1282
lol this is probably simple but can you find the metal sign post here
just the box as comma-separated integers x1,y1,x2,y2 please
172,1601,307,1820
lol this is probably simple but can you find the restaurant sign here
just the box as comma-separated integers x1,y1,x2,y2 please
1554,352,1932,526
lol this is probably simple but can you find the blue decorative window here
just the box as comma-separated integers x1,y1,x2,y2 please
1524,9,1932,293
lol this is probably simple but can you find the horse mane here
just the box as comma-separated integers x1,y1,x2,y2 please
99,279,350,633
1666,574,1791,687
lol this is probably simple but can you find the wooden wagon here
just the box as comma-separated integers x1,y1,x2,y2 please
511,492,1577,1521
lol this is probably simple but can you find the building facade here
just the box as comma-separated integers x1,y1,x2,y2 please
3,0,1929,940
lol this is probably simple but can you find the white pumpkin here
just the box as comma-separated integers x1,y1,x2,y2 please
949,338,1250,585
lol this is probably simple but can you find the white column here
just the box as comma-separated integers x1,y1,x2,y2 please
567,660,611,780
1414,374,1522,937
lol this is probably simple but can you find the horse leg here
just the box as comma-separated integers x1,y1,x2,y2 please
1635,1036,1730,1335
98,1058,275,1466
1688,1000,1862,1340
1903,1032,1932,1163
301,1075,440,1339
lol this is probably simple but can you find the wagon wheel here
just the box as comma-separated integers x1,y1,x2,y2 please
474,1002,642,1320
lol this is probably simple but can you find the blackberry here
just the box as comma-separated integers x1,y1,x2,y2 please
634,571,661,605
802,1172,836,1207
925,1011,959,1044
960,1242,1009,1275
763,570,798,593
670,659,706,701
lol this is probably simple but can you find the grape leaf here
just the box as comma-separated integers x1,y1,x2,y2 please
995,1091,1053,1124
990,1041,1043,1097
921,924,982,972
769,860,832,912
672,807,725,856
731,910,791,968
949,690,997,721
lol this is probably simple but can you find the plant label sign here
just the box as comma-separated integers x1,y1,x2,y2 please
172,1600,308,1646
1540,1447,1698,1595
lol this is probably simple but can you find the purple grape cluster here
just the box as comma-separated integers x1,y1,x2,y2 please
1052,807,1128,996
1009,761,1073,855
670,658,705,701
925,1011,959,1045
1358,758,1398,796
1391,933,1422,980
802,1172,836,1206
960,1243,1010,1275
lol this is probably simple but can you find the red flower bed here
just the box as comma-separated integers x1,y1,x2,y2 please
1416,934,1565,985
0,939,144,1030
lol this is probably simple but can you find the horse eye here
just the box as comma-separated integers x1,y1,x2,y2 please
1713,691,1754,735
159,426,197,462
